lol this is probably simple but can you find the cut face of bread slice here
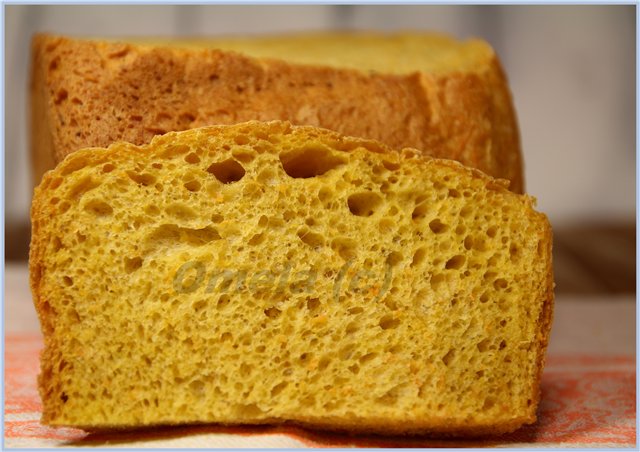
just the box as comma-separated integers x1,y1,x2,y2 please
30,32,523,192
30,121,552,436
134,32,496,75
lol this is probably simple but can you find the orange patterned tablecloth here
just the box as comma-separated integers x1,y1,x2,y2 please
4,333,636,448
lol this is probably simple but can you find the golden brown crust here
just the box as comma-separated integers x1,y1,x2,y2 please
68,414,527,438
30,33,523,192
30,120,552,437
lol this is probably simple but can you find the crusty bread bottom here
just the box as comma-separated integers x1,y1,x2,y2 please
30,121,553,436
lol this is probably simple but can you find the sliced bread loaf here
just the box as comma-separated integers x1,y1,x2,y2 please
30,121,552,435
30,32,523,192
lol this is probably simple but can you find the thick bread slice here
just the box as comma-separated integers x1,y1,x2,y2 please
30,121,552,436
30,32,524,192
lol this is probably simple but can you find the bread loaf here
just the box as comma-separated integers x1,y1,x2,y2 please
30,32,524,192
30,121,553,435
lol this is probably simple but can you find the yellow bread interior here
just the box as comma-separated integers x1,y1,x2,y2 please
30,121,552,435
125,32,494,75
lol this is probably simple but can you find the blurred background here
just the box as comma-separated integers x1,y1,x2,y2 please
4,5,635,294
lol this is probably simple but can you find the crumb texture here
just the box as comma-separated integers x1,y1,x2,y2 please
30,33,523,192
30,121,551,435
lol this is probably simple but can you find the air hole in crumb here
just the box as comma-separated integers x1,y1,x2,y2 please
217,295,230,310
189,380,205,397
184,180,201,192
52,237,63,251
234,135,250,145
487,226,498,238
483,397,496,410
430,273,446,291
464,236,474,250
297,228,325,248
49,177,63,190
102,164,115,173
445,255,466,270
270,382,287,397
184,153,200,164
359,352,377,363
317,187,333,204
159,144,189,159
379,315,400,330
510,244,520,260
231,149,255,163
84,200,113,217
345,321,359,335
124,257,143,273
62,276,73,287
331,237,357,261
411,248,427,267
54,89,68,104
477,339,491,352
339,344,356,360
69,176,100,199
412,202,429,220
386,251,403,267
378,218,394,233
207,159,245,184
165,203,197,221
280,145,346,178
127,171,156,186
318,357,331,371
307,298,321,311
240,363,252,376
248,233,265,246
442,349,455,366
347,192,382,217
192,299,206,312
494,278,508,290
145,205,160,216
264,307,281,319
429,219,448,234
382,160,400,171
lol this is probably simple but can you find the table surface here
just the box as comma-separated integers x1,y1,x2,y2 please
4,264,636,448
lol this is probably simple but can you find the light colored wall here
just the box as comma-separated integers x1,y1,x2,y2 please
6,5,635,228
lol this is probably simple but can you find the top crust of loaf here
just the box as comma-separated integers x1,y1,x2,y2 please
30,120,552,437
30,32,524,192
